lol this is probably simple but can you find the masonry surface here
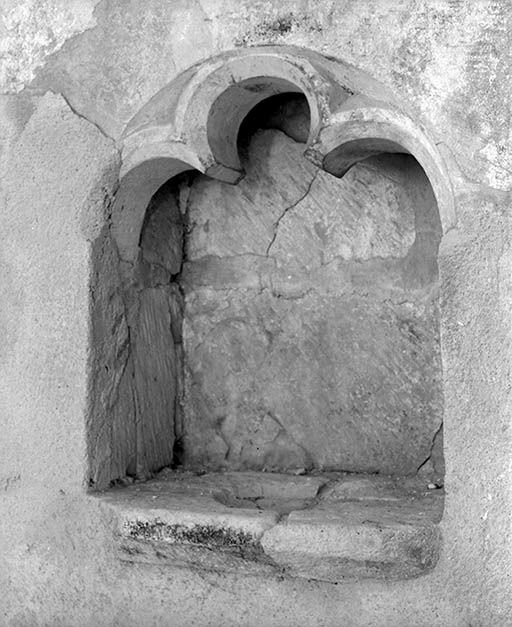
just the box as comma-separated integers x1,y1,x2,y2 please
1,2,512,626
180,102,443,476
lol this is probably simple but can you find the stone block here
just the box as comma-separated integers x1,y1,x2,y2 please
101,474,280,575
100,470,443,582
260,499,442,582
182,288,442,474
181,129,442,475
186,131,317,260
131,287,178,475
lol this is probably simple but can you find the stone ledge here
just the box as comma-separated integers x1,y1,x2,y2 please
97,470,443,583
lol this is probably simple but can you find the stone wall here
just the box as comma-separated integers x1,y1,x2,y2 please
178,100,443,476
125,97,444,480
89,179,185,486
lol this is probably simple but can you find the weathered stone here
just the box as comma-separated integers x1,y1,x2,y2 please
140,178,183,276
186,131,317,260
181,129,442,475
181,254,273,292
131,287,177,475
270,155,416,268
99,469,443,581
0,0,98,93
92,169,187,485
239,94,311,145
183,288,442,474
260,498,442,582
319,473,440,501
102,484,279,537
144,468,326,502
101,473,280,575
89,228,135,486
110,357,137,479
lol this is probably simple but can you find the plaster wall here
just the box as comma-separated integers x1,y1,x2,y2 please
1,1,512,625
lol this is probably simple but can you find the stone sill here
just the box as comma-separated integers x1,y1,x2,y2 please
98,470,443,583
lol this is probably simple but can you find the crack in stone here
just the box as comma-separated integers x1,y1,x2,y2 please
58,90,115,141
271,288,314,301
266,170,319,256
416,421,443,475
266,411,313,470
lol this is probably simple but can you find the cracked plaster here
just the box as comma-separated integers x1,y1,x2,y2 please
7,0,509,193
0,0,100,93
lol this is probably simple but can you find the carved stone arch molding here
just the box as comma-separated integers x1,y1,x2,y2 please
112,45,456,268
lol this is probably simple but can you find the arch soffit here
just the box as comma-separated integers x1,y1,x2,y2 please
114,46,456,265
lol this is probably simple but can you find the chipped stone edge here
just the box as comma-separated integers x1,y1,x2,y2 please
96,484,443,583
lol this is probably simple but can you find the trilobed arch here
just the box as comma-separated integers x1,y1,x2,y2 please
111,45,456,267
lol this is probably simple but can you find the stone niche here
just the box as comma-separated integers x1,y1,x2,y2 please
135,94,444,478
92,47,451,582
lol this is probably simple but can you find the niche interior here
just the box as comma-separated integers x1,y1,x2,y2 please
92,48,451,581
135,93,444,480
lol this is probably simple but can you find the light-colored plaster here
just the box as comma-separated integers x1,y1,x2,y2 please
0,0,100,93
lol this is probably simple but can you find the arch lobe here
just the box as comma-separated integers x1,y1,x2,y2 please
114,46,455,266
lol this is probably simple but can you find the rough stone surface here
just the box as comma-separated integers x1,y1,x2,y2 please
100,470,443,582
436,194,512,625
0,0,99,93
140,179,184,277
156,468,326,503
89,227,135,486
131,288,177,475
89,175,185,486
181,128,443,475
261,499,441,582
0,92,118,492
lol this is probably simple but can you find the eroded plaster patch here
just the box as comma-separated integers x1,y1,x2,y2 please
0,0,99,93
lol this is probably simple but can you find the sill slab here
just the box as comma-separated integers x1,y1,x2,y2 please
98,470,443,583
